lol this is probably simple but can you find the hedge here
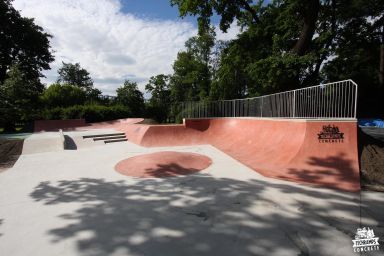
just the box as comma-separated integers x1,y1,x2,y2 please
40,104,132,123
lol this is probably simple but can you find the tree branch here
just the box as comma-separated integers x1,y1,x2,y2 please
240,0,259,23
292,0,320,56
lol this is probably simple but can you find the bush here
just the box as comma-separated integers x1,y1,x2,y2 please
42,107,64,120
145,103,170,123
41,83,86,107
40,104,132,123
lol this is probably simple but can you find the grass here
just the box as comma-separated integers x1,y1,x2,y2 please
0,127,24,134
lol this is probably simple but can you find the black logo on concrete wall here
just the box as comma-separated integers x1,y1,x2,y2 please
318,125,344,143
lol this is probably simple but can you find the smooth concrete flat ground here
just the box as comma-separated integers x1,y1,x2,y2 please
0,130,383,256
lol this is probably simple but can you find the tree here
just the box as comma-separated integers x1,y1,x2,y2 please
170,51,211,102
145,74,171,122
185,26,216,65
169,0,331,91
171,0,262,33
0,0,54,84
169,27,215,103
0,0,53,130
211,24,274,99
116,80,145,117
57,62,94,91
0,65,42,131
56,62,102,103
171,0,319,58
321,6,384,117
172,0,384,120
41,83,86,108
86,88,103,104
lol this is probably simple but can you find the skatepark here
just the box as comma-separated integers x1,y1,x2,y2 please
0,80,383,255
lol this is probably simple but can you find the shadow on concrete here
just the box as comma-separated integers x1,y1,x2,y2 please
185,120,210,131
28,175,384,255
64,135,77,150
144,163,202,177
279,153,359,191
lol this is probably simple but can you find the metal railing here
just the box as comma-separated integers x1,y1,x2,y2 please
177,79,358,119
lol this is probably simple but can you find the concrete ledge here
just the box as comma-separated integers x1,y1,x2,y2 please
22,132,65,154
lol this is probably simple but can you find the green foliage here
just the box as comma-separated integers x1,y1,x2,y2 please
0,0,54,84
56,62,105,104
86,88,102,103
41,83,86,107
116,80,145,116
170,51,211,102
170,0,262,32
0,0,53,130
40,105,132,123
145,74,171,123
185,26,216,64
169,0,384,118
246,53,317,92
321,14,384,117
169,27,215,103
0,65,43,131
57,62,94,91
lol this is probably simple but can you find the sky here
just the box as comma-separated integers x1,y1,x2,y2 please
12,0,240,96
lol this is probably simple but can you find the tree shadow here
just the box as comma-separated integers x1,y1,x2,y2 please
144,163,205,177
279,153,359,191
28,175,382,256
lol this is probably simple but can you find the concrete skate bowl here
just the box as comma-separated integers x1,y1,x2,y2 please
116,118,360,192
115,151,212,178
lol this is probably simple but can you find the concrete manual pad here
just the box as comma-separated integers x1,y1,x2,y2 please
0,130,383,256
22,132,64,154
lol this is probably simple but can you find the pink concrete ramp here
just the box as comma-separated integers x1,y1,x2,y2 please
115,151,212,178
117,118,360,192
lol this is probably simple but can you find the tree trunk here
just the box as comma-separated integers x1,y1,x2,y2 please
292,0,320,56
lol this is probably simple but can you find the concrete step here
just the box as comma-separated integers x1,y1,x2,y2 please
104,138,128,144
93,135,126,141
83,132,125,139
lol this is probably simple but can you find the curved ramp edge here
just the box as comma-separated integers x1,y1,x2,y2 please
110,118,361,191
278,121,360,191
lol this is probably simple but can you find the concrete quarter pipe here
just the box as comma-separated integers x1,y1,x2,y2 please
118,118,360,192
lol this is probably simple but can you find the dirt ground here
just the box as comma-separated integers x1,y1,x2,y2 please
358,127,384,191
0,139,24,172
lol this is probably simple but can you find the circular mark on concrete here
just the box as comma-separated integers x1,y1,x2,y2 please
115,151,212,178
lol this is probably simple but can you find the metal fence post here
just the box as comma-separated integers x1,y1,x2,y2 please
233,100,236,117
261,97,263,117
293,90,296,118
353,81,358,119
